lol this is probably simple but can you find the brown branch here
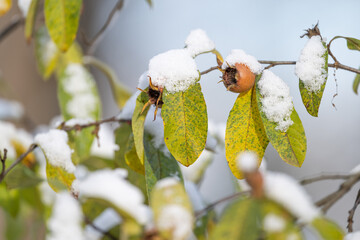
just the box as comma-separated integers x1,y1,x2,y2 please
0,15,24,44
0,144,37,183
0,149,8,180
258,60,297,70
200,66,219,75
85,0,125,54
347,189,360,233
315,172,360,213
300,174,350,185
59,116,127,132
195,191,250,218
84,216,117,240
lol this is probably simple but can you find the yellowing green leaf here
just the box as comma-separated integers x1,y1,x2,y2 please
346,37,360,51
44,0,82,52
125,133,145,175
256,81,307,167
210,199,260,240
225,87,269,179
0,0,11,16
353,71,360,95
24,0,39,41
162,83,207,166
35,27,60,79
83,56,132,109
144,132,183,199
0,184,20,218
299,42,328,117
45,159,75,192
5,165,42,190
132,91,150,166
311,217,344,240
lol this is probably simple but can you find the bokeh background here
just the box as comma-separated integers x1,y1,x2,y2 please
1,0,360,236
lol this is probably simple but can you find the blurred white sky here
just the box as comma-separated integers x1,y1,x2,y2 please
83,0,360,231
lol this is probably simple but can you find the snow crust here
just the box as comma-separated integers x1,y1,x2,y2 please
78,169,149,224
18,0,31,16
222,49,263,74
295,36,327,92
345,232,360,240
65,118,93,127
148,49,199,93
263,214,286,232
258,70,294,132
155,177,179,189
34,129,75,173
185,29,215,57
236,151,258,172
264,172,320,223
157,204,193,240
63,64,97,119
84,208,121,240
47,192,84,240
350,164,360,175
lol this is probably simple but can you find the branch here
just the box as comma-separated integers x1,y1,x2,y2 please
200,66,218,75
195,191,250,218
84,216,117,240
85,0,125,54
59,116,129,132
0,144,37,183
315,172,360,213
300,174,350,185
347,189,360,233
0,149,8,180
0,15,24,44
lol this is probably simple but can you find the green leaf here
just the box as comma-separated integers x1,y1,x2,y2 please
35,26,60,79
144,132,183,199
115,124,147,200
125,133,145,175
44,0,82,52
45,160,75,192
24,0,39,41
346,37,360,51
5,165,43,189
0,184,20,218
83,56,132,108
299,42,328,117
57,63,101,162
353,71,360,95
210,199,260,240
256,80,307,167
162,83,208,166
132,91,150,165
225,87,269,179
145,0,152,7
311,217,344,240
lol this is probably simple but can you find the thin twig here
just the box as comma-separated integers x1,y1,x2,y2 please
0,144,37,183
0,15,24,44
85,0,125,54
300,174,350,185
315,172,360,213
0,149,8,180
84,216,117,240
195,191,250,218
200,66,218,75
347,189,360,232
59,116,126,132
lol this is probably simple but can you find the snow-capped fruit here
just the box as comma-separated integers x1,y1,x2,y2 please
222,63,255,93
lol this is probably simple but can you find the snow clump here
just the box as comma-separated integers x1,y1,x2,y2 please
185,29,215,57
222,49,263,74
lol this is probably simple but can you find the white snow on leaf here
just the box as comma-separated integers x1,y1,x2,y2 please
34,129,75,173
63,64,98,119
345,232,360,240
148,49,199,93
181,150,213,183
237,151,258,173
155,177,180,189
65,118,94,127
264,172,320,223
350,164,360,175
185,29,215,57
222,49,263,74
78,169,149,224
90,124,119,159
157,204,193,240
18,0,31,16
0,121,33,159
258,70,294,132
263,214,286,232
295,35,327,92
47,192,84,240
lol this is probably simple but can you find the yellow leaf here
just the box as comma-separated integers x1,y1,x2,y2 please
0,0,11,16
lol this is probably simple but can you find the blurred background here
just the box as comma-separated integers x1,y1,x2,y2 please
1,0,360,234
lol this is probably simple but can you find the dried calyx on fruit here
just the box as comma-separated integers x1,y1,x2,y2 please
219,49,262,94
300,22,322,40
137,77,163,120
221,63,256,93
